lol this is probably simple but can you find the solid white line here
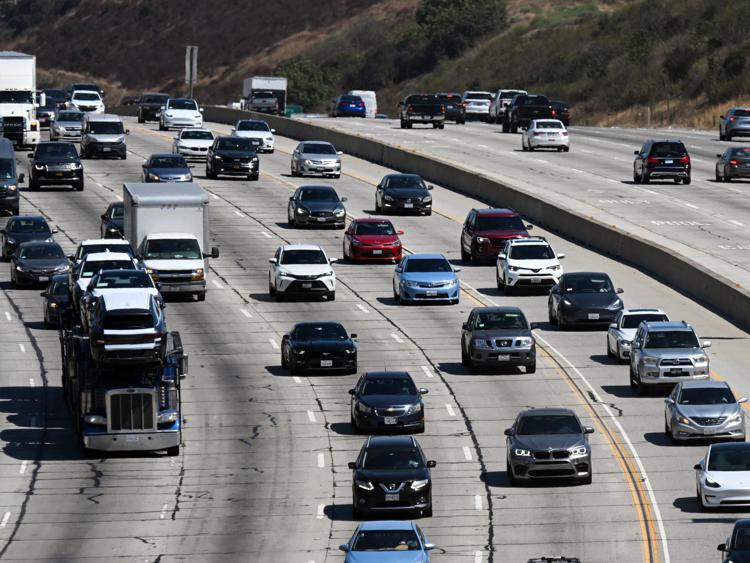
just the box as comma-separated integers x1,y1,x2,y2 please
684,202,699,209
534,332,671,563
445,404,456,417
317,453,325,468
261,231,272,239
570,168,585,173
4,311,11,321
240,308,252,318
606,178,620,184
307,410,317,423
474,494,482,510
463,446,472,461
18,343,25,353
316,504,325,519
116,195,123,201
390,333,404,344
210,193,219,200
356,304,369,313
19,461,27,475
269,338,279,350
159,503,168,519
421,365,434,378
731,220,745,227
0,511,9,527
293,376,302,384
211,279,223,289
474,551,483,563
28,378,34,387
234,210,245,217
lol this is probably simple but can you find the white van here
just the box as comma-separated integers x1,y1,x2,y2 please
348,90,377,118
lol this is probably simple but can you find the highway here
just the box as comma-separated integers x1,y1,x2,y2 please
0,117,748,562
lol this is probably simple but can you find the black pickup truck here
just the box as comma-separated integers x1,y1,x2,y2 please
503,94,555,133
399,94,445,129
137,92,170,123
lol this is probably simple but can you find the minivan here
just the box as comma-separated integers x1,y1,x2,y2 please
0,138,23,216
80,114,128,159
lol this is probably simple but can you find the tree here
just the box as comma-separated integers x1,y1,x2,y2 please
276,57,335,111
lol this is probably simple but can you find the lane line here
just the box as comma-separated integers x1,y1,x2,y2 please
268,338,279,350
684,202,699,209
211,279,223,289
240,308,252,318
210,193,219,200
0,512,9,528
316,504,325,519
28,378,34,387
307,410,317,423
18,343,25,353
641,188,658,195
261,231,272,239
317,453,325,468
4,311,10,321
19,461,27,475
445,404,456,417
463,446,473,461
293,376,302,384
731,220,745,227
234,210,245,217
421,365,434,378
475,552,483,563
356,303,369,313
474,494,482,510
159,503,168,519
390,333,404,344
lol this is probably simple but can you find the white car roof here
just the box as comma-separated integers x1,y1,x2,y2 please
80,239,130,247
83,252,133,263
507,237,549,246
102,290,153,311
143,233,200,240
621,308,668,315
179,128,213,136
280,244,324,252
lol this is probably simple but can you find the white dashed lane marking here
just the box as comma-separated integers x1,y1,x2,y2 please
463,446,473,461
307,410,317,423
421,365,434,378
317,453,325,468
240,309,252,318
445,404,456,417
474,494,482,510
211,279,223,289
19,461,27,475
356,304,369,313
159,503,168,519
269,338,279,350
316,504,325,519
1,511,11,527
390,333,404,344
4,311,10,321
18,343,25,353
261,231,272,239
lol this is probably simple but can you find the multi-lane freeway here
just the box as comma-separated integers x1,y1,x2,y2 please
0,117,748,562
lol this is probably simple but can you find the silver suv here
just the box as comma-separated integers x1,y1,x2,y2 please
629,321,711,395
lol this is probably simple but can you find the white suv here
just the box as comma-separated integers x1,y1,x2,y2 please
268,244,338,301
496,237,564,294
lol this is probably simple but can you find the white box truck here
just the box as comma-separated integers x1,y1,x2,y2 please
123,182,219,302
0,51,43,148
241,76,287,114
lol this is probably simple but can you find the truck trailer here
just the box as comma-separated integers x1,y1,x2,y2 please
0,51,43,148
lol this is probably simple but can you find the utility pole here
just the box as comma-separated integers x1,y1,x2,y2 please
185,45,198,98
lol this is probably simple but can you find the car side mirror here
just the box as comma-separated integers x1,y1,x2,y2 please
609,323,617,329
720,115,725,119
210,247,220,259
66,253,74,260
199,108,204,113
86,282,94,292
268,258,277,264
52,228,58,234
231,128,236,133
348,389,355,395
427,185,434,190
526,224,534,230
271,129,276,133
584,426,595,434
462,322,469,330
394,267,402,273
189,165,195,169
557,253,566,259
717,543,726,552
337,151,343,155
125,129,130,135
453,267,462,272
100,214,106,220
27,153,34,159
350,333,357,339
716,153,722,158
616,288,624,294
425,543,435,551
693,463,702,470
702,340,712,348
282,334,290,340
498,253,506,260
160,106,166,111
664,398,674,404
504,428,513,436
289,196,294,201
18,173,25,183
426,460,436,468
418,387,428,395
633,150,639,155
739,397,748,404
347,462,357,470
39,291,47,297
341,196,348,202
329,257,339,264
397,230,404,235
339,544,350,553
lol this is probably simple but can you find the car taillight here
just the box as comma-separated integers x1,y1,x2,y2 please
679,155,690,165
460,102,466,108
407,105,413,112
647,156,659,165
440,105,445,113
730,159,739,166
730,117,735,121
551,109,557,117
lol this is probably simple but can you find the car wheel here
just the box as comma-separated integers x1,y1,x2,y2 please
503,277,513,295
563,147,570,152
352,505,362,519
328,291,335,301
496,269,505,290
11,207,19,216
715,169,721,182
196,292,206,302
580,468,592,485
159,122,165,131
556,308,565,330
400,119,406,129
526,361,536,374
726,134,733,142
683,176,691,185
719,129,725,141
350,412,359,433
522,140,528,151
461,344,469,366
511,124,518,134
726,174,733,182
502,121,510,133
641,173,650,184
664,416,670,437
75,181,84,192
422,505,433,518
698,488,708,511
606,338,614,357
289,356,299,375
166,445,180,456
121,153,127,160
506,458,517,485
393,283,399,300
269,276,276,296
633,171,640,184
547,303,555,325
29,179,39,191
460,242,471,262
138,114,144,124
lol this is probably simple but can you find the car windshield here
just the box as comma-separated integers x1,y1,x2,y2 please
407,95,439,104
354,222,395,235
81,260,133,278
476,215,526,231
168,99,198,110
404,258,451,273
94,271,153,289
143,239,201,260
621,313,668,329
351,530,421,551
385,175,425,190
296,323,347,340
362,377,417,396
562,274,614,293
18,245,64,260
149,156,187,168
280,249,327,265
217,138,255,151
517,415,582,435
74,93,100,101
51,279,69,296
340,95,362,103
0,159,13,179
88,122,123,135
103,312,153,330
181,130,213,140
519,96,549,105
473,311,528,330
44,89,66,100
142,95,168,104
733,109,750,117
651,143,686,157
0,91,33,103
734,528,750,549
299,187,338,202
252,91,275,99
535,121,564,129
79,243,131,259
237,121,270,131
466,93,492,101
708,448,750,471
36,144,78,158
644,330,699,348
302,143,336,155
57,111,83,122
8,218,49,234
362,447,423,470
509,244,554,260
678,387,735,405
110,205,124,219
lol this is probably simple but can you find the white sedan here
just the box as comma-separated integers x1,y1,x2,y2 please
606,308,669,362
268,244,337,301
231,119,275,153
522,119,569,152
695,442,750,510
160,98,203,130
172,128,215,160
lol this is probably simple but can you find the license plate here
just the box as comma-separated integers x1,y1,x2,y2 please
497,354,510,361
703,426,719,435
426,290,437,297
670,368,683,373
587,313,600,320
320,360,333,367
385,493,399,502
302,283,312,289
56,172,64,176
126,435,139,442
531,278,541,284
102,147,111,152
233,164,241,169
664,159,673,164
404,203,414,208
384,417,398,425
38,276,48,282
372,249,383,255
316,217,326,222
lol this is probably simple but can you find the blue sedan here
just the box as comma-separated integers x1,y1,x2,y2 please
393,253,460,304
340,520,435,563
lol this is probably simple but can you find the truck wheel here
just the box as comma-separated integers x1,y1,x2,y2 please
29,179,39,191
511,123,518,134
400,119,406,129
196,292,206,302
328,291,336,301
406,122,413,129
121,153,127,160
84,448,99,459
432,122,438,129
137,114,144,124
159,122,166,131
248,173,259,181
167,445,180,456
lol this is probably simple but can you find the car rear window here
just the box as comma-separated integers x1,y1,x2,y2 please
621,313,668,329
519,95,550,105
535,121,563,129
733,109,750,117
730,147,750,157
650,142,687,157
103,312,153,330
465,92,492,101
407,95,439,104
437,94,462,102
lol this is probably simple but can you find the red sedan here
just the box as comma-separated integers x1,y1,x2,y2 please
343,218,403,262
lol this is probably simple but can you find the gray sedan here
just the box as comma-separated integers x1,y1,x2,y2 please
142,154,193,183
290,141,342,178
665,380,746,442
49,110,85,141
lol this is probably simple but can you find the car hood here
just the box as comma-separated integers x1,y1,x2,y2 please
33,156,79,165
476,229,528,239
564,293,619,308
279,264,332,276
514,434,584,451
178,139,213,148
165,108,200,117
677,403,741,419
384,187,429,199
346,552,427,563
17,258,67,270
507,259,559,270
705,470,750,489
642,347,704,358
143,258,204,270
401,271,457,284
148,167,191,177
723,550,750,563
297,200,343,213
214,149,256,159
471,328,532,339
359,394,419,408
87,134,125,143
296,338,353,351
353,235,400,245
6,232,51,244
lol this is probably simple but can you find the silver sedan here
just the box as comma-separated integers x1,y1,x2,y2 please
665,380,746,442
290,140,342,178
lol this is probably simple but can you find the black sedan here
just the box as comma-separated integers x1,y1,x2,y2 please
11,241,69,287
281,321,357,374
287,184,347,229
349,436,436,518
375,173,433,216
718,518,750,563
205,136,261,180
548,272,624,329
100,202,124,238
715,147,750,182
550,100,570,126
1,215,56,260
28,141,83,191
40,274,71,328
142,154,192,183
349,371,427,433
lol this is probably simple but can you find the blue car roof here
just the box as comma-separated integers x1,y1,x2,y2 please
357,520,416,531
405,253,446,260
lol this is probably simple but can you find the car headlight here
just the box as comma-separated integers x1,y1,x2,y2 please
324,270,334,277
445,278,458,286
514,448,531,457
476,236,489,244
16,265,28,272
704,476,721,488
334,208,345,217
402,279,420,287
214,155,222,160
355,479,374,491
410,479,429,491
84,414,106,425
6,184,16,191
277,269,293,279
405,403,422,415
509,265,520,271
303,159,312,165
45,238,53,243
383,194,394,202
34,164,45,171
54,264,69,272
562,298,572,306
351,239,363,246
49,302,59,309
607,299,622,310
148,173,160,181
6,238,16,244
549,264,560,270
293,348,305,355
358,402,373,414
569,446,588,457
516,336,533,347
692,355,708,364
643,357,659,367
619,339,631,347
422,196,432,203
472,338,492,349
344,347,356,355
72,163,82,169
296,207,308,214
729,413,743,423
157,410,179,423
252,156,259,162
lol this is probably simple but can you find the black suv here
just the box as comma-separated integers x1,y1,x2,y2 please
280,321,357,374
349,371,428,433
28,141,83,191
436,93,465,124
206,136,260,180
633,140,691,185
137,92,169,123
349,436,436,518
461,307,536,373
375,173,433,216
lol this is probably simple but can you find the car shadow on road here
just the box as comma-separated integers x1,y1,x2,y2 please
482,470,512,488
643,431,680,448
324,503,415,521
600,384,639,398
589,354,621,366
265,365,291,377
248,292,276,303
273,221,295,230
23,320,46,331
375,296,401,307
329,422,359,436
673,496,741,520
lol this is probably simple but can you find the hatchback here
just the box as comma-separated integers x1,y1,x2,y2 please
331,94,366,117
343,218,403,262
715,147,750,182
